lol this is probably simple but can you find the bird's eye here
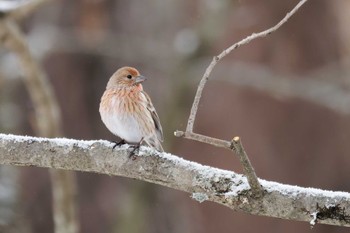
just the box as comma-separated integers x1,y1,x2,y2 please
127,75,132,79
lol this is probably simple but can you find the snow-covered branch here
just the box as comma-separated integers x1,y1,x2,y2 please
1,133,350,227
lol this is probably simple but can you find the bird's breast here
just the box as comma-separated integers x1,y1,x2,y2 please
99,89,148,143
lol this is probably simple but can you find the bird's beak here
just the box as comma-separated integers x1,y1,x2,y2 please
135,75,147,84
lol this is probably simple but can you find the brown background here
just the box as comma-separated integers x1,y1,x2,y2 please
0,0,350,232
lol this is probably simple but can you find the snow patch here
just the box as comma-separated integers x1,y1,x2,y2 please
261,179,350,199
192,193,209,203
310,212,318,226
0,133,112,150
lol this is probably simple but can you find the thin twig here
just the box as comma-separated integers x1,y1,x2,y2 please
174,131,231,149
174,131,263,196
231,137,263,197
186,0,309,132
177,0,309,197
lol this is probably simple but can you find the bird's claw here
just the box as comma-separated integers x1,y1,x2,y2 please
111,139,126,149
128,144,141,160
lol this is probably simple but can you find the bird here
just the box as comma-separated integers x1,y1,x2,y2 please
99,66,163,153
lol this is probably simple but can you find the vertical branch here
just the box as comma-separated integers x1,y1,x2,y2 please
231,137,263,197
0,16,79,233
186,56,218,132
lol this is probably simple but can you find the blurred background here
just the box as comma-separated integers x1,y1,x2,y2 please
0,0,350,232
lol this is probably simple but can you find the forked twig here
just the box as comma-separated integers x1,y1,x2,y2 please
174,131,231,149
175,0,309,197
186,0,308,133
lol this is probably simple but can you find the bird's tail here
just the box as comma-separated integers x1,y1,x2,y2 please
144,137,163,152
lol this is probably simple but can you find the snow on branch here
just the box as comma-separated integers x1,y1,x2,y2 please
1,133,350,227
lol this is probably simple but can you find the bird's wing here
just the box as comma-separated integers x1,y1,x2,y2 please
141,91,164,142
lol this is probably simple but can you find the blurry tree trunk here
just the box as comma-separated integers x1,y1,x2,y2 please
0,3,79,233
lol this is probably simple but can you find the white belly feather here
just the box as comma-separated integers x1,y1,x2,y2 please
100,110,144,143
100,93,152,143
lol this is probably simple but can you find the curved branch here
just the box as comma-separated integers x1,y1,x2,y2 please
178,0,309,202
1,133,350,227
186,0,309,132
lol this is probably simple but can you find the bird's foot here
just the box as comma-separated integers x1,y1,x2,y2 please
111,139,126,149
128,139,143,160
128,144,140,160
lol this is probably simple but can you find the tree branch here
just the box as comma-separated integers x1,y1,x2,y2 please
176,0,309,199
231,137,263,197
174,131,263,197
1,133,350,227
174,131,231,149
186,0,308,132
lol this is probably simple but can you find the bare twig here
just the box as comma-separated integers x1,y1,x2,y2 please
174,131,231,149
1,134,350,227
174,132,263,196
174,130,263,196
177,0,309,197
186,0,308,132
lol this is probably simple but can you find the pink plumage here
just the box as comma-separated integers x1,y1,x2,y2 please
99,66,163,151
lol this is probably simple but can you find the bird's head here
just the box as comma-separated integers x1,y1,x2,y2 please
107,66,147,89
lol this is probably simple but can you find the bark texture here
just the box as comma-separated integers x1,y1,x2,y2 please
0,134,349,227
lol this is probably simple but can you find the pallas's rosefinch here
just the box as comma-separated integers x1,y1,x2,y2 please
99,66,163,152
